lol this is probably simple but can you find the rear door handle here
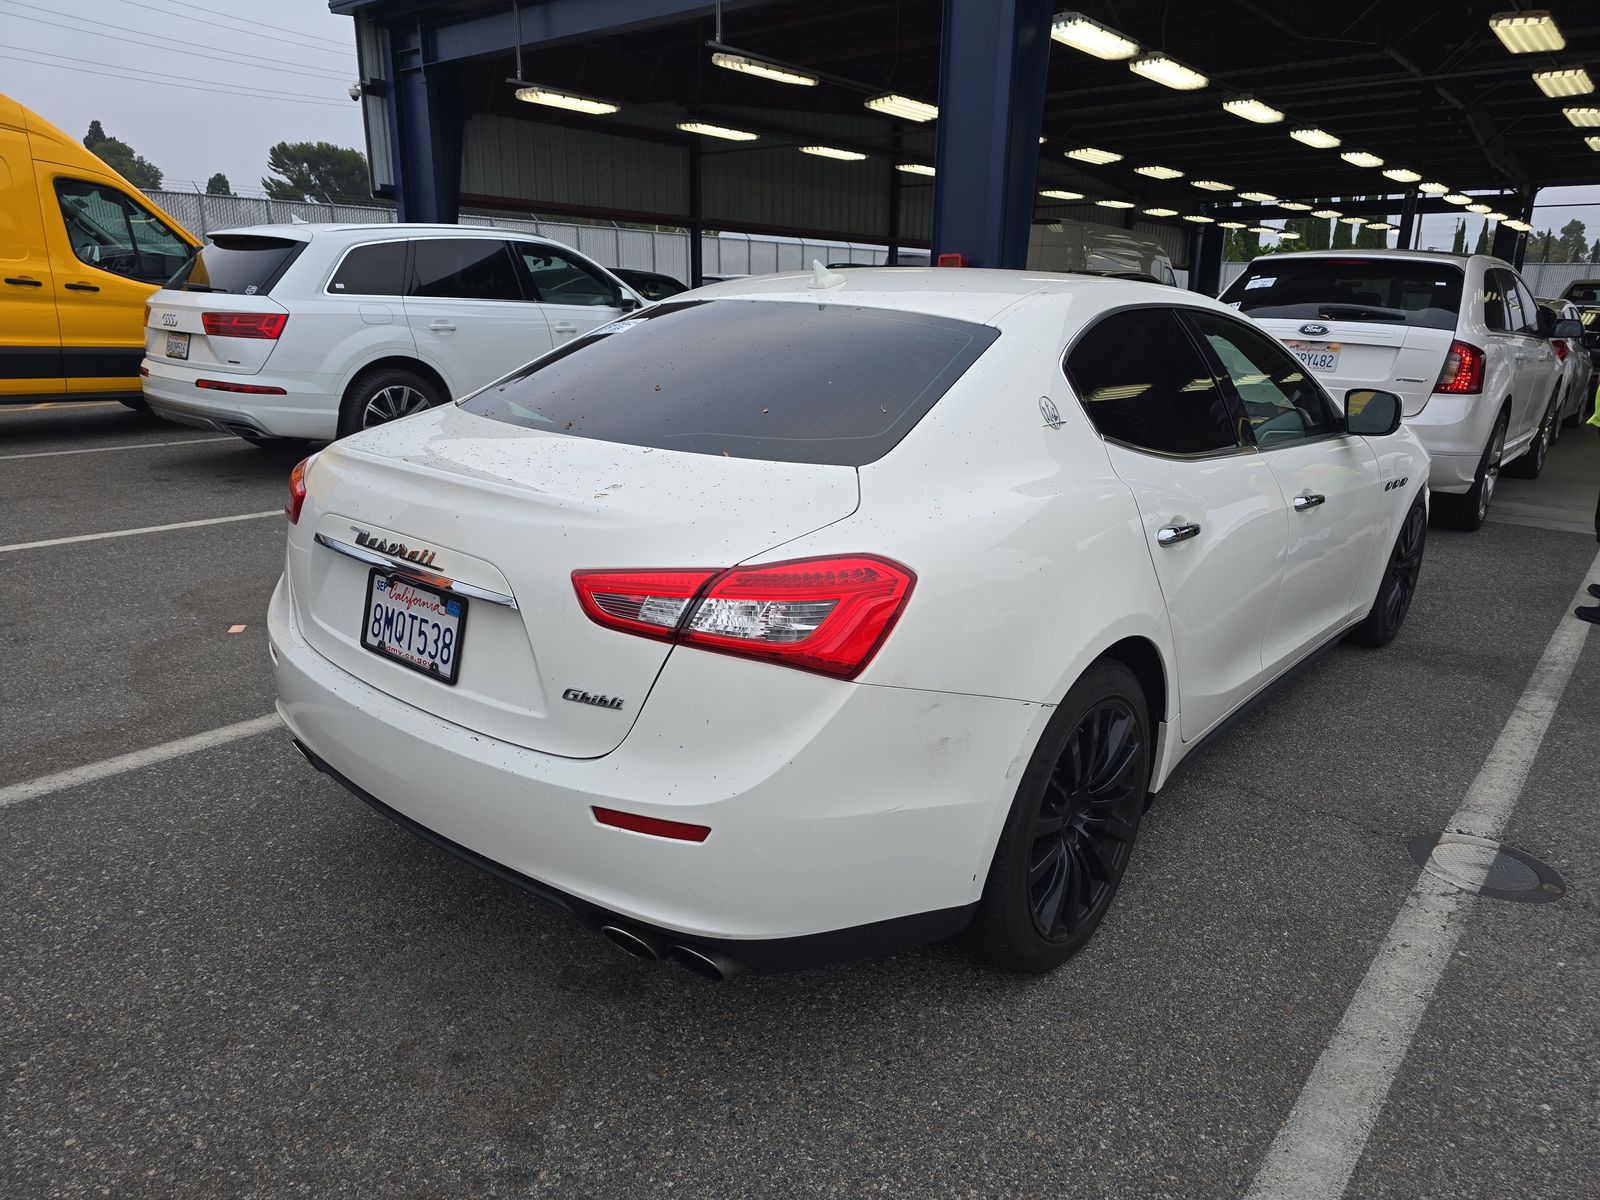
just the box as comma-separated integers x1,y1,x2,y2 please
428,320,457,332
64,281,100,292
552,321,578,334
1157,522,1201,546
4,276,43,287
1293,493,1326,511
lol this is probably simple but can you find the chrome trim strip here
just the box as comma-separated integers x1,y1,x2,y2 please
313,532,519,609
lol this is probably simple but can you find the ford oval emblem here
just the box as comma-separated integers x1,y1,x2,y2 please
1299,322,1329,336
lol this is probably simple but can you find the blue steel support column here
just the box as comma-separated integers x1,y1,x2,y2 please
930,0,1053,268
386,27,462,224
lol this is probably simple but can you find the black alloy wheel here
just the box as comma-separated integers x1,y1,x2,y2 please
1351,496,1427,647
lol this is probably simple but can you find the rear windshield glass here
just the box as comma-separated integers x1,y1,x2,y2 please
169,235,304,295
1221,258,1464,330
1564,281,1600,304
460,299,1000,466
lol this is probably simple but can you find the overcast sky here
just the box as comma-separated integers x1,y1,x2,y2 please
3,0,1595,252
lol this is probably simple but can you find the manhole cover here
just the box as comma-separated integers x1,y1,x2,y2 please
1408,833,1565,903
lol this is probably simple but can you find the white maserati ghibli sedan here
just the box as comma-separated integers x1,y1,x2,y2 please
269,269,1428,978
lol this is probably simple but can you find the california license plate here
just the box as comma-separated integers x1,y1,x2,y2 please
1286,340,1339,372
359,569,466,684
165,331,190,359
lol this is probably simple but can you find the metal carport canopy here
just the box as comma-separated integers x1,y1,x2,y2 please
332,0,1600,283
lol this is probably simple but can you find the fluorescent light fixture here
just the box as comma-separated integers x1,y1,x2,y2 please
1142,206,1179,217
1488,11,1564,54
1339,215,1367,225
1504,218,1531,232
799,145,866,161
1247,225,1277,235
1134,164,1185,179
1466,203,1493,214
1222,95,1284,124
1049,11,1138,60
1276,229,1301,239
710,51,817,87
895,162,935,176
1238,191,1276,203
1290,127,1341,149
1095,198,1136,209
1181,214,1215,223
677,121,758,141
866,93,937,121
1129,53,1208,91
1278,200,1314,211
1382,167,1423,182
1533,67,1592,97
1065,146,1122,164
1040,188,1084,200
1487,212,1511,221
1587,135,1600,151
1191,179,1234,191
1366,222,1395,231
1418,181,1450,194
1444,193,1471,204
514,86,618,115
1563,106,1600,127
1218,221,1248,229
1340,150,1384,168
1312,208,1341,218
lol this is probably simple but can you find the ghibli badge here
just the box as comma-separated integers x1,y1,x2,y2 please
1299,322,1330,336
350,525,439,566
563,688,624,710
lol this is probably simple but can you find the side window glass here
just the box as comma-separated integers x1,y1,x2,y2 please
329,241,406,295
409,239,522,301
1186,309,1340,449
1063,307,1239,456
1513,278,1542,333
1481,272,1510,332
55,179,188,282
1500,270,1525,333
516,246,616,307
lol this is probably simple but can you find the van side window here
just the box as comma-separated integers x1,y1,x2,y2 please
54,179,189,283
329,241,406,295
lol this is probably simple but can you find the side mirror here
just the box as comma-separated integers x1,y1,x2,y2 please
617,293,641,312
1345,389,1403,436
1552,317,1582,339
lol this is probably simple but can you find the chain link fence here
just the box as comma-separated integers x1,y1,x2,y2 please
144,190,889,284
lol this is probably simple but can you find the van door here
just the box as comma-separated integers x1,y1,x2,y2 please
0,127,62,398
36,171,193,396
509,243,626,345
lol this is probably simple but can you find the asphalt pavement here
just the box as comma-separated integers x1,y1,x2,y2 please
2,401,1596,1199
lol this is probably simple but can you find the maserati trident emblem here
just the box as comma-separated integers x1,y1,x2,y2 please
563,687,625,710
1299,322,1330,336
350,526,439,566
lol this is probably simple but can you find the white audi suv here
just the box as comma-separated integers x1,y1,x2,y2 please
269,270,1428,976
1222,249,1570,530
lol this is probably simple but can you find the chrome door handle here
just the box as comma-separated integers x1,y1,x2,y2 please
428,320,457,332
4,276,42,287
1157,522,1201,546
1293,493,1326,511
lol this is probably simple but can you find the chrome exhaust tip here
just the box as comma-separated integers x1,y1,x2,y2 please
665,944,742,982
600,924,662,962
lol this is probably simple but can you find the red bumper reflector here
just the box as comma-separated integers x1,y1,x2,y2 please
936,252,967,268
196,378,287,395
593,806,711,843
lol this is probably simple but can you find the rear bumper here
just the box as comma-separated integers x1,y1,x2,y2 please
268,574,1043,968
1403,393,1491,494
141,356,339,440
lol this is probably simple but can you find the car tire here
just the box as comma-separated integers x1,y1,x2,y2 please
1506,395,1558,480
968,658,1150,974
337,367,444,439
119,396,150,413
1434,410,1507,532
1349,496,1427,648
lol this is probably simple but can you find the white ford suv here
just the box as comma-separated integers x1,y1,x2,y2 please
1222,250,1568,530
141,224,642,445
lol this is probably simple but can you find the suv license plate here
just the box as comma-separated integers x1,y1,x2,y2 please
165,331,190,359
359,569,466,685
1286,340,1339,372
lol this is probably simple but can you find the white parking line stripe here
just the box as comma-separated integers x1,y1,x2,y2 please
0,436,233,461
0,510,281,554
1245,546,1600,1200
0,715,281,810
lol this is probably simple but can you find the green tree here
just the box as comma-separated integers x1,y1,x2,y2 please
1530,229,1556,263
262,142,368,202
205,173,233,196
1222,228,1262,262
1450,220,1466,254
1300,216,1331,251
82,119,163,189
1589,239,1600,265
1557,218,1587,263
1332,219,1355,250
1472,220,1490,255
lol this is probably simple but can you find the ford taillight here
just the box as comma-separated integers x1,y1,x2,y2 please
1434,339,1485,394
203,311,288,339
573,556,916,679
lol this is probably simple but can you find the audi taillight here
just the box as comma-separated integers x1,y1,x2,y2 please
203,311,287,339
573,555,916,679
285,456,310,524
1434,339,1485,394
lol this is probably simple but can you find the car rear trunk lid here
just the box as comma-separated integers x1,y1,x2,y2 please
1248,318,1455,416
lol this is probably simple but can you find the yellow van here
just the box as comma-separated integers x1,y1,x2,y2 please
0,93,198,406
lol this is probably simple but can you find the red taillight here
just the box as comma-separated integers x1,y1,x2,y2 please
936,252,967,268
1434,339,1485,394
143,303,151,326
573,555,915,679
202,311,287,339
285,456,310,524
592,806,711,843
1553,338,1569,362
196,378,287,394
